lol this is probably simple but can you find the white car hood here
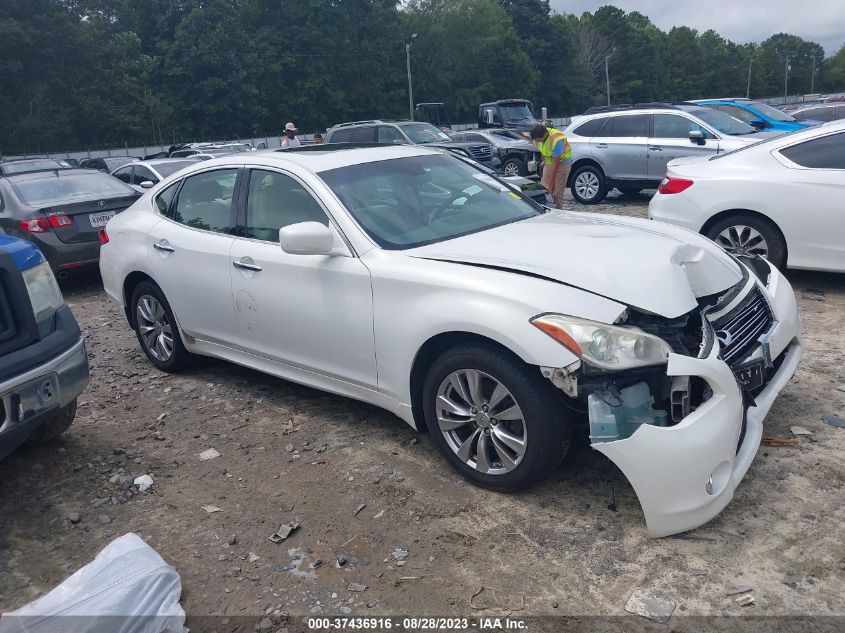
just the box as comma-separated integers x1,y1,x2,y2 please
406,211,743,319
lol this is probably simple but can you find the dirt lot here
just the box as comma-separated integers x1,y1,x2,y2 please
1,193,843,627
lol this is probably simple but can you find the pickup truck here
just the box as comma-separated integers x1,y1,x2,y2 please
0,234,88,460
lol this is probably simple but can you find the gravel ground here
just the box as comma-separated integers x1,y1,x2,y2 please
1,193,843,627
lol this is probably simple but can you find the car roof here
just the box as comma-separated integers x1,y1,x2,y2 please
195,144,438,173
0,167,102,182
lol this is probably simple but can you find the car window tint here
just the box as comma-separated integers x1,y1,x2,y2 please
134,166,158,184
352,127,377,143
155,183,179,217
465,133,486,142
330,129,354,143
780,133,845,169
173,169,238,233
574,117,608,136
652,114,712,139
715,104,756,123
244,169,328,242
607,115,649,137
377,126,406,144
113,167,132,184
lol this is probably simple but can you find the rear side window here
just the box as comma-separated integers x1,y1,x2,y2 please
573,117,608,137
607,115,649,137
173,169,238,233
330,128,354,143
352,127,377,143
779,133,845,169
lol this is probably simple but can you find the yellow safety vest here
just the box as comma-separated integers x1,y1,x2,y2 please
535,128,572,165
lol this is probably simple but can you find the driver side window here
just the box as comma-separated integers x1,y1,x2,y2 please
113,167,132,184
244,170,329,242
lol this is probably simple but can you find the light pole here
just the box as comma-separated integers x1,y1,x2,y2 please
811,54,817,94
605,54,611,105
406,33,417,120
784,54,791,102
746,54,753,98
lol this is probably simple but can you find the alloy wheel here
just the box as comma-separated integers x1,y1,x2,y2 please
503,161,520,177
715,224,769,258
574,172,599,201
136,295,174,361
435,369,527,475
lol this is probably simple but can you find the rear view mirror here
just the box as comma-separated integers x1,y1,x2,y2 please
279,222,335,256
688,130,705,145
139,180,155,189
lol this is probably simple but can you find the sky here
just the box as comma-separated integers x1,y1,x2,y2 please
549,0,845,57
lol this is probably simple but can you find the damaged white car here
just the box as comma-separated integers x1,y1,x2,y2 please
100,145,802,537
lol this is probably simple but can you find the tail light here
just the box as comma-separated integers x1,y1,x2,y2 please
99,228,109,245
19,214,72,233
658,176,694,195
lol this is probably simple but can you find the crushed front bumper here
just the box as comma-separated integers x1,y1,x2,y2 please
591,267,801,537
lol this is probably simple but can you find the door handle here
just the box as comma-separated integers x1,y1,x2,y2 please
595,143,608,149
648,146,663,151
153,241,175,253
233,259,262,272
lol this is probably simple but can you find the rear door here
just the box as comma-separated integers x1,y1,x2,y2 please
146,167,241,344
591,114,649,180
648,114,718,180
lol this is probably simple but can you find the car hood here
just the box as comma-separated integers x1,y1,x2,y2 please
405,211,742,319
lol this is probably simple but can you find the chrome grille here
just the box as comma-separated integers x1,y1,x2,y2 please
467,144,492,160
713,287,774,366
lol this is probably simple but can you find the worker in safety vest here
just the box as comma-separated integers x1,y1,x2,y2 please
530,124,572,208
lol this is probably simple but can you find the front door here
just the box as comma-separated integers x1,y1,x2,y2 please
146,168,240,345
228,168,377,389
648,113,718,180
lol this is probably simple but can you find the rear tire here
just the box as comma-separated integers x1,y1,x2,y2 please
570,164,608,204
423,343,570,491
131,281,193,372
704,213,786,270
28,400,76,444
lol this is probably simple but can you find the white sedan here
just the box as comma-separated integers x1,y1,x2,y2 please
649,120,845,271
100,146,801,537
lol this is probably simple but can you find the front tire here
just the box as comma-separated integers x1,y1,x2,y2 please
28,400,76,444
131,281,192,372
501,157,527,177
423,344,570,491
704,213,786,270
570,164,608,204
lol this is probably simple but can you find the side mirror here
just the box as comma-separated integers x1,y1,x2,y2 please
279,222,335,256
139,180,155,189
688,130,706,145
749,118,768,129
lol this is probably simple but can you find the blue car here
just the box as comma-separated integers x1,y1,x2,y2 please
0,234,88,460
691,98,821,132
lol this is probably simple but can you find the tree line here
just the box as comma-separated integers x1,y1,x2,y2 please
1,0,843,154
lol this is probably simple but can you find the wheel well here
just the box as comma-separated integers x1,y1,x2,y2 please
122,271,156,327
700,209,788,261
409,331,527,433
568,158,603,186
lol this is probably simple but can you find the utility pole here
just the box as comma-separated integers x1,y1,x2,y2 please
746,54,753,98
605,55,611,105
784,54,791,102
811,55,816,94
405,33,417,120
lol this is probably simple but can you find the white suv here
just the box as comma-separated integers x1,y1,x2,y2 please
100,145,801,537
563,103,781,204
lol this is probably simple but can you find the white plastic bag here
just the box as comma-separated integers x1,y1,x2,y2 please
0,533,187,633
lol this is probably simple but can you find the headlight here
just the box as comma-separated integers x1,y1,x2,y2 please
531,314,672,370
23,261,64,336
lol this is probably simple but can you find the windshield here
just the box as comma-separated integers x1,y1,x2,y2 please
2,159,66,174
398,123,452,144
320,154,541,250
747,101,797,122
499,103,534,122
12,172,136,206
690,107,757,135
154,160,198,178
